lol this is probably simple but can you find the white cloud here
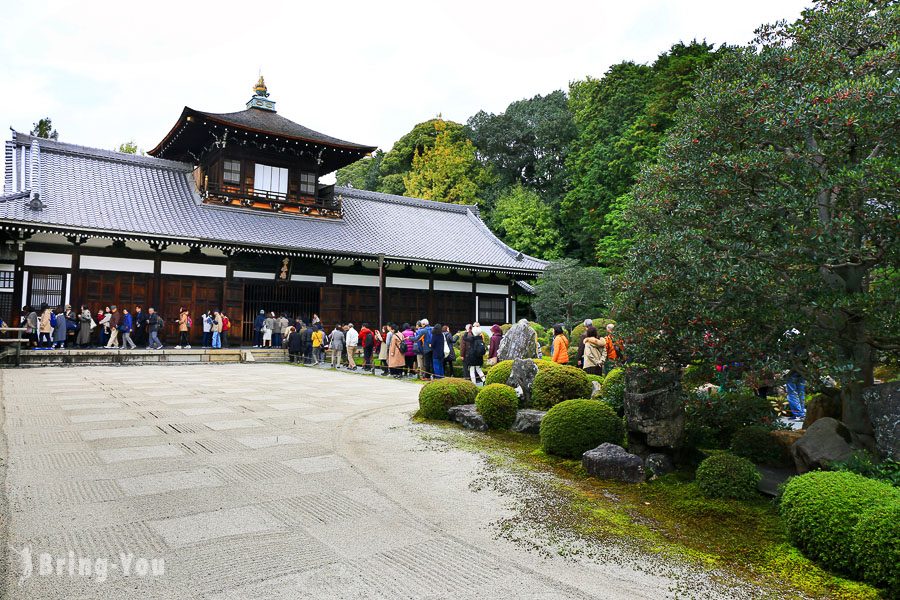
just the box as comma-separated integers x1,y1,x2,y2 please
0,0,810,159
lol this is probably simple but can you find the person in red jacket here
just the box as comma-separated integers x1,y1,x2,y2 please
359,323,375,371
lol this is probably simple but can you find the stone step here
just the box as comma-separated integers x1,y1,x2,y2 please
9,348,288,367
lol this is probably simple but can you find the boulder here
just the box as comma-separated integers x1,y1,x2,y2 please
863,381,899,460
511,409,546,434
447,404,487,432
644,453,675,479
791,417,853,473
507,358,539,408
497,320,539,361
802,392,842,429
591,380,603,398
582,443,645,483
770,429,804,465
624,384,685,449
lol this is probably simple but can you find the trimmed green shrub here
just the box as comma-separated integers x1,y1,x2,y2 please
500,323,513,335
475,384,519,430
851,498,900,593
532,364,592,410
540,399,625,458
585,373,605,387
418,378,478,420
730,426,781,465
683,387,778,450
695,453,761,500
485,360,514,386
599,367,626,415
780,471,900,574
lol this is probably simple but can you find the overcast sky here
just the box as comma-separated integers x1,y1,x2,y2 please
1,0,810,164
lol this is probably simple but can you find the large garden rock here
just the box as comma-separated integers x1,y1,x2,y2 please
447,404,487,432
498,320,539,361
862,381,899,460
802,392,842,429
771,429,804,465
791,417,853,473
507,358,538,408
644,453,674,478
591,380,603,398
511,409,545,434
624,381,685,449
582,443,645,483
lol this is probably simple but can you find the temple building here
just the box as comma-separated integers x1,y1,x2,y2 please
0,78,546,343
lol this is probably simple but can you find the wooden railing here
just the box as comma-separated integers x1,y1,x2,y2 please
0,327,29,367
204,181,339,213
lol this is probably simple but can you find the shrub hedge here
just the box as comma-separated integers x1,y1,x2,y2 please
418,378,478,420
695,453,761,500
683,387,778,450
599,367,626,415
540,399,625,459
531,364,592,410
475,384,519,430
730,425,782,465
780,471,900,575
851,498,900,593
485,360,514,386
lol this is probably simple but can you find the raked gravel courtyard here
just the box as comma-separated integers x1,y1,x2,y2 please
1,364,708,599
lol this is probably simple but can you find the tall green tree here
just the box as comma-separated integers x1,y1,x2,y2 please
336,150,383,189
402,120,491,205
466,91,576,207
532,259,608,328
561,42,720,265
617,0,899,447
30,117,58,140
491,185,564,260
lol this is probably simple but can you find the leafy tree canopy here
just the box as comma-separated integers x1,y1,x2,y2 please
336,149,384,189
30,117,58,140
117,141,138,154
532,259,608,328
617,0,899,444
491,185,564,260
402,120,493,205
466,90,575,207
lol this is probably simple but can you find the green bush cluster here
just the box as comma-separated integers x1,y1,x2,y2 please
729,425,782,465
531,364,592,410
695,453,761,500
540,399,625,459
829,450,900,487
683,387,778,450
475,384,519,430
585,373,605,387
569,318,615,343
600,367,626,415
780,471,900,579
851,498,900,594
485,360,514,386
418,378,478,420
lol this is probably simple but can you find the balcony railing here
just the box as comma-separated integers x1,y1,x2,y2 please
201,179,341,217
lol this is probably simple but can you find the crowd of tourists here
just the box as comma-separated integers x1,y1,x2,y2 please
10,304,626,383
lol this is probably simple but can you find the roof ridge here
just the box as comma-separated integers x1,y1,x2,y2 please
334,186,478,215
11,132,192,172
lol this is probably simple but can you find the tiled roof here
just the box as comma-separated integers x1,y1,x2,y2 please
2,133,547,274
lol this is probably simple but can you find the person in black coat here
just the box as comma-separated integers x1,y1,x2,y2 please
429,323,446,378
299,325,313,364
287,326,303,363
441,325,456,377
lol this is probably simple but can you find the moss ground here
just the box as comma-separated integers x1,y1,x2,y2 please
419,424,882,599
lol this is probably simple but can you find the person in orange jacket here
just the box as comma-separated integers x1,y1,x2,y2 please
551,323,570,364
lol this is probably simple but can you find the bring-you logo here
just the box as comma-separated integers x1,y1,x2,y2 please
10,544,165,585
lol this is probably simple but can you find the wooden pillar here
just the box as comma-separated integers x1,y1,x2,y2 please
471,270,478,323
427,266,435,318
12,236,25,325
377,254,385,327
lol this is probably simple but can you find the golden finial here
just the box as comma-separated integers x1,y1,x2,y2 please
254,75,268,98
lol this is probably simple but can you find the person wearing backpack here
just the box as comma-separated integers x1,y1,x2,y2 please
415,319,433,380
177,307,191,349
401,323,416,376
466,325,486,384
147,307,164,350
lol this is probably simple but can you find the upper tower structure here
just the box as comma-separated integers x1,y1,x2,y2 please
148,77,376,217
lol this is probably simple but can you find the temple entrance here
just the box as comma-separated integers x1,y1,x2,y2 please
241,282,320,341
